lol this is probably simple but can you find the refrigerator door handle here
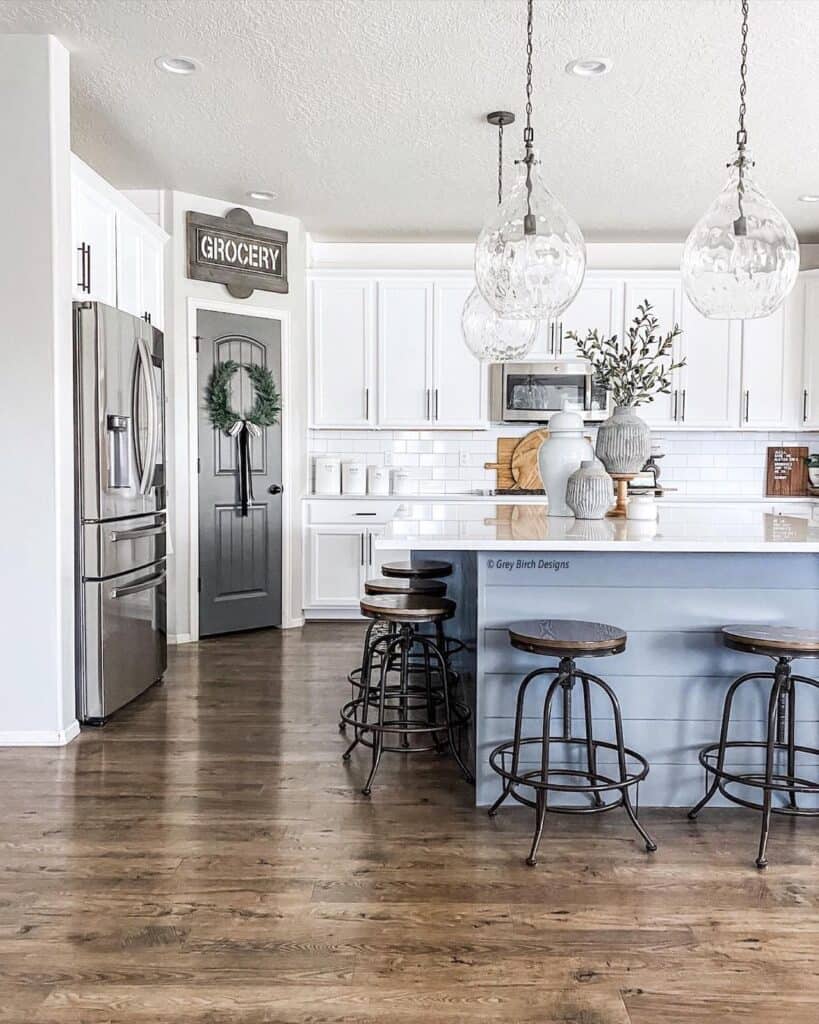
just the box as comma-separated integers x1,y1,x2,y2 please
109,524,165,542
110,569,166,600
134,337,157,495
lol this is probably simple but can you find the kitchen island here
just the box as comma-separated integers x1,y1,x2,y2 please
375,502,819,807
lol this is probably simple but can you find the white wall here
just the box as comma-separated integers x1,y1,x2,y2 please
162,191,308,641
0,36,77,745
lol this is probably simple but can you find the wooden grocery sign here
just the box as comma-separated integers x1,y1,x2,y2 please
187,207,288,299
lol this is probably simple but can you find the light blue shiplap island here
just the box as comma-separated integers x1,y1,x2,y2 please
375,502,819,807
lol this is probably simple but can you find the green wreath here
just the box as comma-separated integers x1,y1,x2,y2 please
206,359,281,433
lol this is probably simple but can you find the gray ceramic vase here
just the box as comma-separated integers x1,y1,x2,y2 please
565,459,613,520
595,404,651,475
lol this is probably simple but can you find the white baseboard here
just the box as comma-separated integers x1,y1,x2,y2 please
281,616,305,629
168,633,193,645
0,720,80,747
304,609,364,621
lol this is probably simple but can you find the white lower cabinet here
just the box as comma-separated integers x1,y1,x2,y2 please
305,527,367,609
303,502,410,617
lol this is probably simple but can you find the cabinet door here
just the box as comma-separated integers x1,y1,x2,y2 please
311,279,375,428
72,174,117,305
378,281,433,427
741,307,788,427
432,280,486,428
558,278,625,359
140,231,164,330
624,279,682,426
305,527,365,608
801,277,819,428
678,294,742,428
115,214,143,319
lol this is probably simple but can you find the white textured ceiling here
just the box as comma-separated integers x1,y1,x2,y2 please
1,0,818,241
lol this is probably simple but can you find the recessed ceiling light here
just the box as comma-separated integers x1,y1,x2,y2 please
154,55,199,75
798,194,819,203
565,57,613,78
247,190,278,202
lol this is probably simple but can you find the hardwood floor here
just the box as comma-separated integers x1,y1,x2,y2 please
1,622,818,1023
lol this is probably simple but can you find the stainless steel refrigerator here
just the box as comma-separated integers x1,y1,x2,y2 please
74,302,167,723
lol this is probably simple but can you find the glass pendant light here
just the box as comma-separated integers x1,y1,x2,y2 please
474,0,586,320
681,0,799,319
462,111,538,361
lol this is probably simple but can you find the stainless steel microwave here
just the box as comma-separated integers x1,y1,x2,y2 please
489,360,610,423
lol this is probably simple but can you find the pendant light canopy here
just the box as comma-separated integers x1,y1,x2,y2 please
462,111,538,362
474,0,586,320
681,0,798,320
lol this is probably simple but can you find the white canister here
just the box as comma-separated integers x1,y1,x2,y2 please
367,465,390,496
341,460,367,496
392,470,412,496
537,404,595,517
626,493,658,521
314,457,341,496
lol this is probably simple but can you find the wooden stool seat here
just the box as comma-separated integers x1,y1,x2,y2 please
381,559,453,580
722,624,819,659
360,593,456,624
509,619,627,658
364,577,447,597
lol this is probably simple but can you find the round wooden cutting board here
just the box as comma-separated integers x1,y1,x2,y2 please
510,428,549,490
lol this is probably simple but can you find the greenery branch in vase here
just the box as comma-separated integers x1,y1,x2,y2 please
565,301,686,476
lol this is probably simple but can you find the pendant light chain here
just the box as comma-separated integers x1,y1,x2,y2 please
734,0,750,235
522,0,536,234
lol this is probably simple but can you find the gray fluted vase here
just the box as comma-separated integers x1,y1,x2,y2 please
565,459,613,520
595,404,651,475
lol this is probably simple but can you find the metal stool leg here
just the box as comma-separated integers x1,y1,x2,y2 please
361,634,402,796
786,666,798,810
581,674,603,808
526,669,566,866
688,671,774,819
341,620,377,733
488,667,554,817
342,626,383,761
399,630,411,749
756,667,787,868
422,635,474,783
586,670,657,852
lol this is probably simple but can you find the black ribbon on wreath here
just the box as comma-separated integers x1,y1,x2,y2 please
228,419,262,517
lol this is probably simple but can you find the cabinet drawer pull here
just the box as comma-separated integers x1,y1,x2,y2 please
77,243,90,293
744,389,750,423
368,532,373,564
354,512,377,516
364,387,370,420
804,389,809,422
434,388,439,421
426,388,431,420
360,533,365,566
672,390,678,420
680,388,686,422
558,323,563,356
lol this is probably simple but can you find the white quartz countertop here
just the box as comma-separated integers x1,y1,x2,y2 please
376,502,819,553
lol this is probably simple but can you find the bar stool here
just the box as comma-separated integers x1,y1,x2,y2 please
488,619,656,866
689,624,819,869
339,593,473,795
381,559,453,581
340,576,449,734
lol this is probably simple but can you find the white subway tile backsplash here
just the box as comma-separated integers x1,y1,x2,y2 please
309,428,819,499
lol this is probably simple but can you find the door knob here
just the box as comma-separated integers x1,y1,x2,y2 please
268,484,283,495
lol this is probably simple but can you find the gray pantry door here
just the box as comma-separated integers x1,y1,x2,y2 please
197,310,283,636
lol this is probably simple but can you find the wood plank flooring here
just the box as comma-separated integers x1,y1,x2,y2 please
1,622,818,1023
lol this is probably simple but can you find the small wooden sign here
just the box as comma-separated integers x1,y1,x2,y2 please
765,446,808,497
186,207,288,299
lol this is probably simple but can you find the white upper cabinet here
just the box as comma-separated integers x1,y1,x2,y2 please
432,279,487,427
71,168,117,306
740,305,794,428
310,278,375,428
624,278,683,427
71,156,167,325
800,275,819,428
553,278,626,359
678,295,742,428
377,280,434,427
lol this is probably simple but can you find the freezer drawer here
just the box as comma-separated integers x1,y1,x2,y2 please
82,512,166,579
78,560,167,722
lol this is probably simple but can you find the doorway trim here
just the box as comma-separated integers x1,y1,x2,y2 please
187,297,301,640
